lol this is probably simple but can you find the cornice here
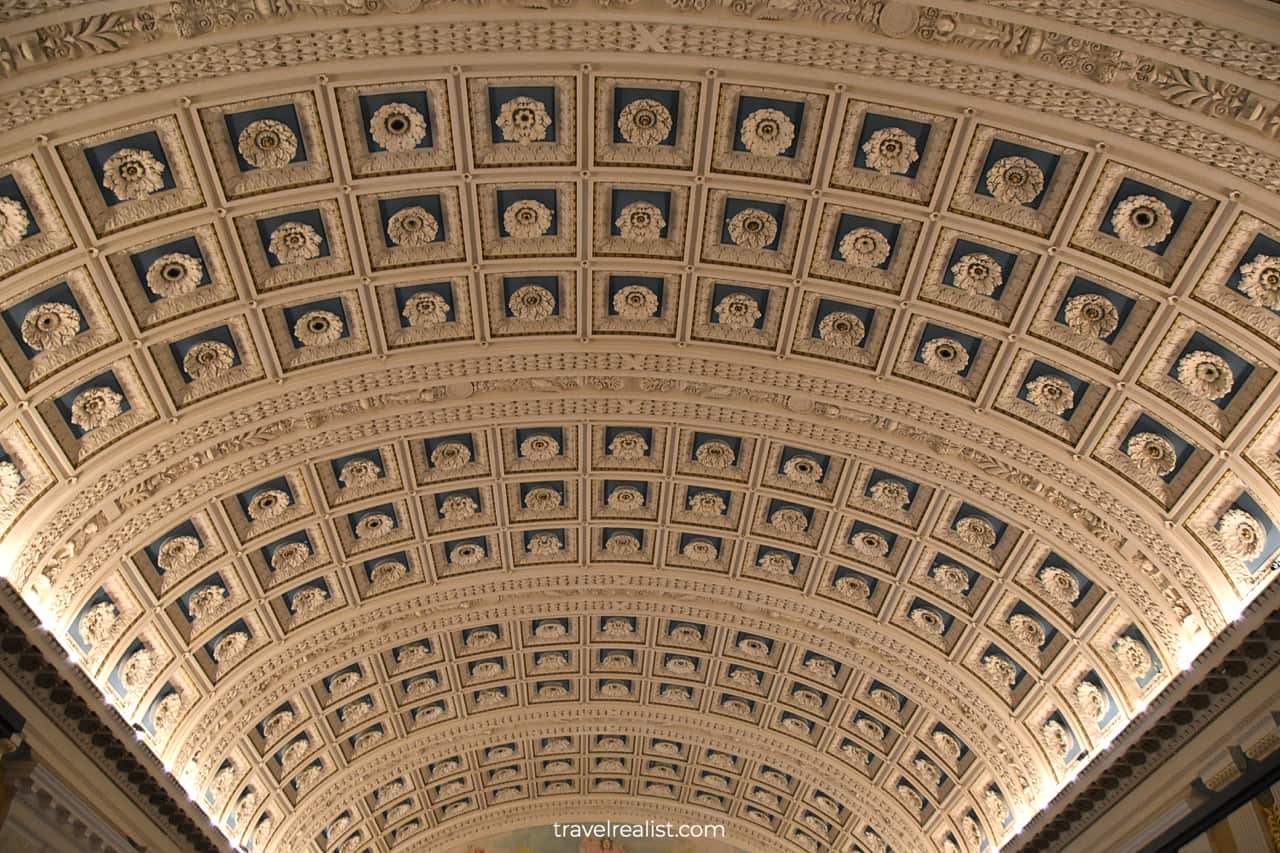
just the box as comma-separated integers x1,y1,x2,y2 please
0,579,231,853
1011,581,1280,851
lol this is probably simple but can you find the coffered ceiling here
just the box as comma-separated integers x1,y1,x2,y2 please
0,2,1277,853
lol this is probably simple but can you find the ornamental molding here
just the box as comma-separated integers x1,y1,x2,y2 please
1015,596,1280,853
0,586,226,853
276,704,920,853
178,573,1044,803
0,12,1277,192
11,353,1209,651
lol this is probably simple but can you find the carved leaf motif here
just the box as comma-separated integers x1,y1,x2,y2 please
1155,66,1244,117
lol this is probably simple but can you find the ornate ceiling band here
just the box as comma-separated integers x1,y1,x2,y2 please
273,709,931,853
14,355,1220,646
171,576,1044,798
0,12,1278,193
0,6,1276,850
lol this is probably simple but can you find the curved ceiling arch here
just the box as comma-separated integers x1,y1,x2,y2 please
0,3,1277,853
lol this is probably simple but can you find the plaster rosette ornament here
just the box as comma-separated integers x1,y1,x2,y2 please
949,252,1004,296
213,631,249,666
495,96,552,143
604,532,641,556
262,710,294,744
289,585,329,616
508,285,555,321
849,527,890,555
1038,565,1081,608
607,430,649,459
1064,293,1120,339
338,458,380,489
981,654,1017,694
294,310,344,347
1075,681,1107,725
450,543,485,566
770,507,809,534
932,563,970,597
101,148,166,201
726,208,778,250
681,538,718,563
354,512,394,540
606,485,644,511
527,533,562,555
439,493,478,520
1042,719,1072,765
70,387,124,432
267,221,322,265
1217,507,1266,561
714,292,762,329
370,562,407,592
694,439,736,468
984,787,1011,827
270,541,310,573
932,730,962,763
1111,194,1175,247
0,197,29,248
152,693,183,735
369,102,427,151
145,253,203,298
757,551,796,577
523,486,561,511
187,584,228,622
1112,636,1152,679
79,601,119,649
817,311,865,348
921,337,970,374
909,607,945,636
862,127,918,175
954,516,997,550
386,206,439,247
237,119,297,169
430,440,471,469
611,284,659,320
1239,254,1280,310
20,302,81,351
1126,432,1177,477
519,432,560,460
868,479,910,511
246,488,290,521
182,340,235,381
834,574,871,603
156,535,200,573
614,201,665,242
838,227,891,267
1175,350,1234,401
688,491,726,517
985,156,1045,204
1024,375,1074,416
739,108,795,157
120,646,155,692
617,98,672,146
1009,614,1047,653
402,291,450,327
782,455,823,484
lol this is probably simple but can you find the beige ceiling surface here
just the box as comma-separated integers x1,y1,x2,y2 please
0,3,1278,853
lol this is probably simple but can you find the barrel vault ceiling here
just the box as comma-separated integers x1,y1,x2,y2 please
0,2,1278,853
